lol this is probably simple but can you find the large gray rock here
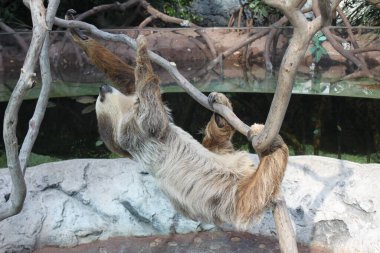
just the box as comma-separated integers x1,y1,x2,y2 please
190,0,240,26
0,156,379,252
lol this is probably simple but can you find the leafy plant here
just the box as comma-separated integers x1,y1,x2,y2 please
310,32,328,63
247,0,281,26
156,0,202,23
342,0,380,26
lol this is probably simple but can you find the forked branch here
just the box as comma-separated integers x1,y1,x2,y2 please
0,0,59,221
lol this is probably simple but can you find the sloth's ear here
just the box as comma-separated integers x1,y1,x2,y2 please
135,35,155,83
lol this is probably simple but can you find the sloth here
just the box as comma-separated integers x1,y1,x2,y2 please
68,23,288,230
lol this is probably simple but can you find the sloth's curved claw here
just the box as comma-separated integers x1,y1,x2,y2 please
208,92,233,128
207,92,218,110
65,9,88,40
65,9,76,20
208,92,232,110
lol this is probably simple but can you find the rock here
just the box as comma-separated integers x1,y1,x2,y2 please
0,156,380,252
249,156,380,252
190,0,240,26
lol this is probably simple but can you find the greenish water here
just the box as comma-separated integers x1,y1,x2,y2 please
163,77,380,99
1,76,379,103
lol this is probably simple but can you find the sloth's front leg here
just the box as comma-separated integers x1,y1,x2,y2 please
202,92,236,154
134,36,169,139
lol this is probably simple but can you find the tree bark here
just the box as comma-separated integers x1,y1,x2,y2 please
0,0,60,221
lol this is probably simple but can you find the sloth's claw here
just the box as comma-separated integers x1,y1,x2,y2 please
65,9,88,40
208,92,218,110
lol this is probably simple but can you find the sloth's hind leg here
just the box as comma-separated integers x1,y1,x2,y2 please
202,92,236,154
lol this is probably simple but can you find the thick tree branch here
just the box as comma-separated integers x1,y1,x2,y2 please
1,0,59,221
254,0,322,153
263,6,313,73
273,194,298,253
19,0,60,173
336,6,371,74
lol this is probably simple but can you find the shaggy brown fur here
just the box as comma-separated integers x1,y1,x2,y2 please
74,32,289,230
68,26,135,94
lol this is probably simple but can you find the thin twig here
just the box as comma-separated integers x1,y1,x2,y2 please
206,29,271,71
76,0,140,21
138,15,156,29
139,0,217,60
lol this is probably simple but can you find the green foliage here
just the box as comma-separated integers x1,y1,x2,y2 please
247,0,281,26
310,32,328,63
0,1,30,29
342,0,380,26
0,151,61,168
159,0,201,23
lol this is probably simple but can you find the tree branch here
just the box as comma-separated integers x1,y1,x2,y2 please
336,6,371,74
0,0,59,222
206,29,271,72
54,17,252,137
19,0,60,173
312,0,370,73
138,15,156,29
76,0,140,21
350,46,380,54
273,194,298,253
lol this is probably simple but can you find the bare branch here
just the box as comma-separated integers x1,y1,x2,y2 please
195,30,217,59
76,0,140,21
141,0,195,27
336,6,370,72
206,29,270,72
138,15,156,29
273,194,298,253
264,0,308,29
1,0,56,221
54,17,252,136
138,0,217,59
313,1,369,72
19,0,60,173
350,46,380,54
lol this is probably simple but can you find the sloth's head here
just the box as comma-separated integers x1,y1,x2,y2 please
95,84,135,156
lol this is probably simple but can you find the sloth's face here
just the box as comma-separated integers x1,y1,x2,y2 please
95,84,136,156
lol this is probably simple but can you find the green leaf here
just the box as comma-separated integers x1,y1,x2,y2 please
316,50,322,62
310,46,316,54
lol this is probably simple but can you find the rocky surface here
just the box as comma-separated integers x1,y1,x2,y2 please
0,156,379,253
190,0,240,26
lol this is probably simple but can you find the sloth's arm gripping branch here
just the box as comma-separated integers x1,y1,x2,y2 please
134,36,169,139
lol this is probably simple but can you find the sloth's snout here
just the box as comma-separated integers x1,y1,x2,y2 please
99,84,112,102
100,84,112,94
